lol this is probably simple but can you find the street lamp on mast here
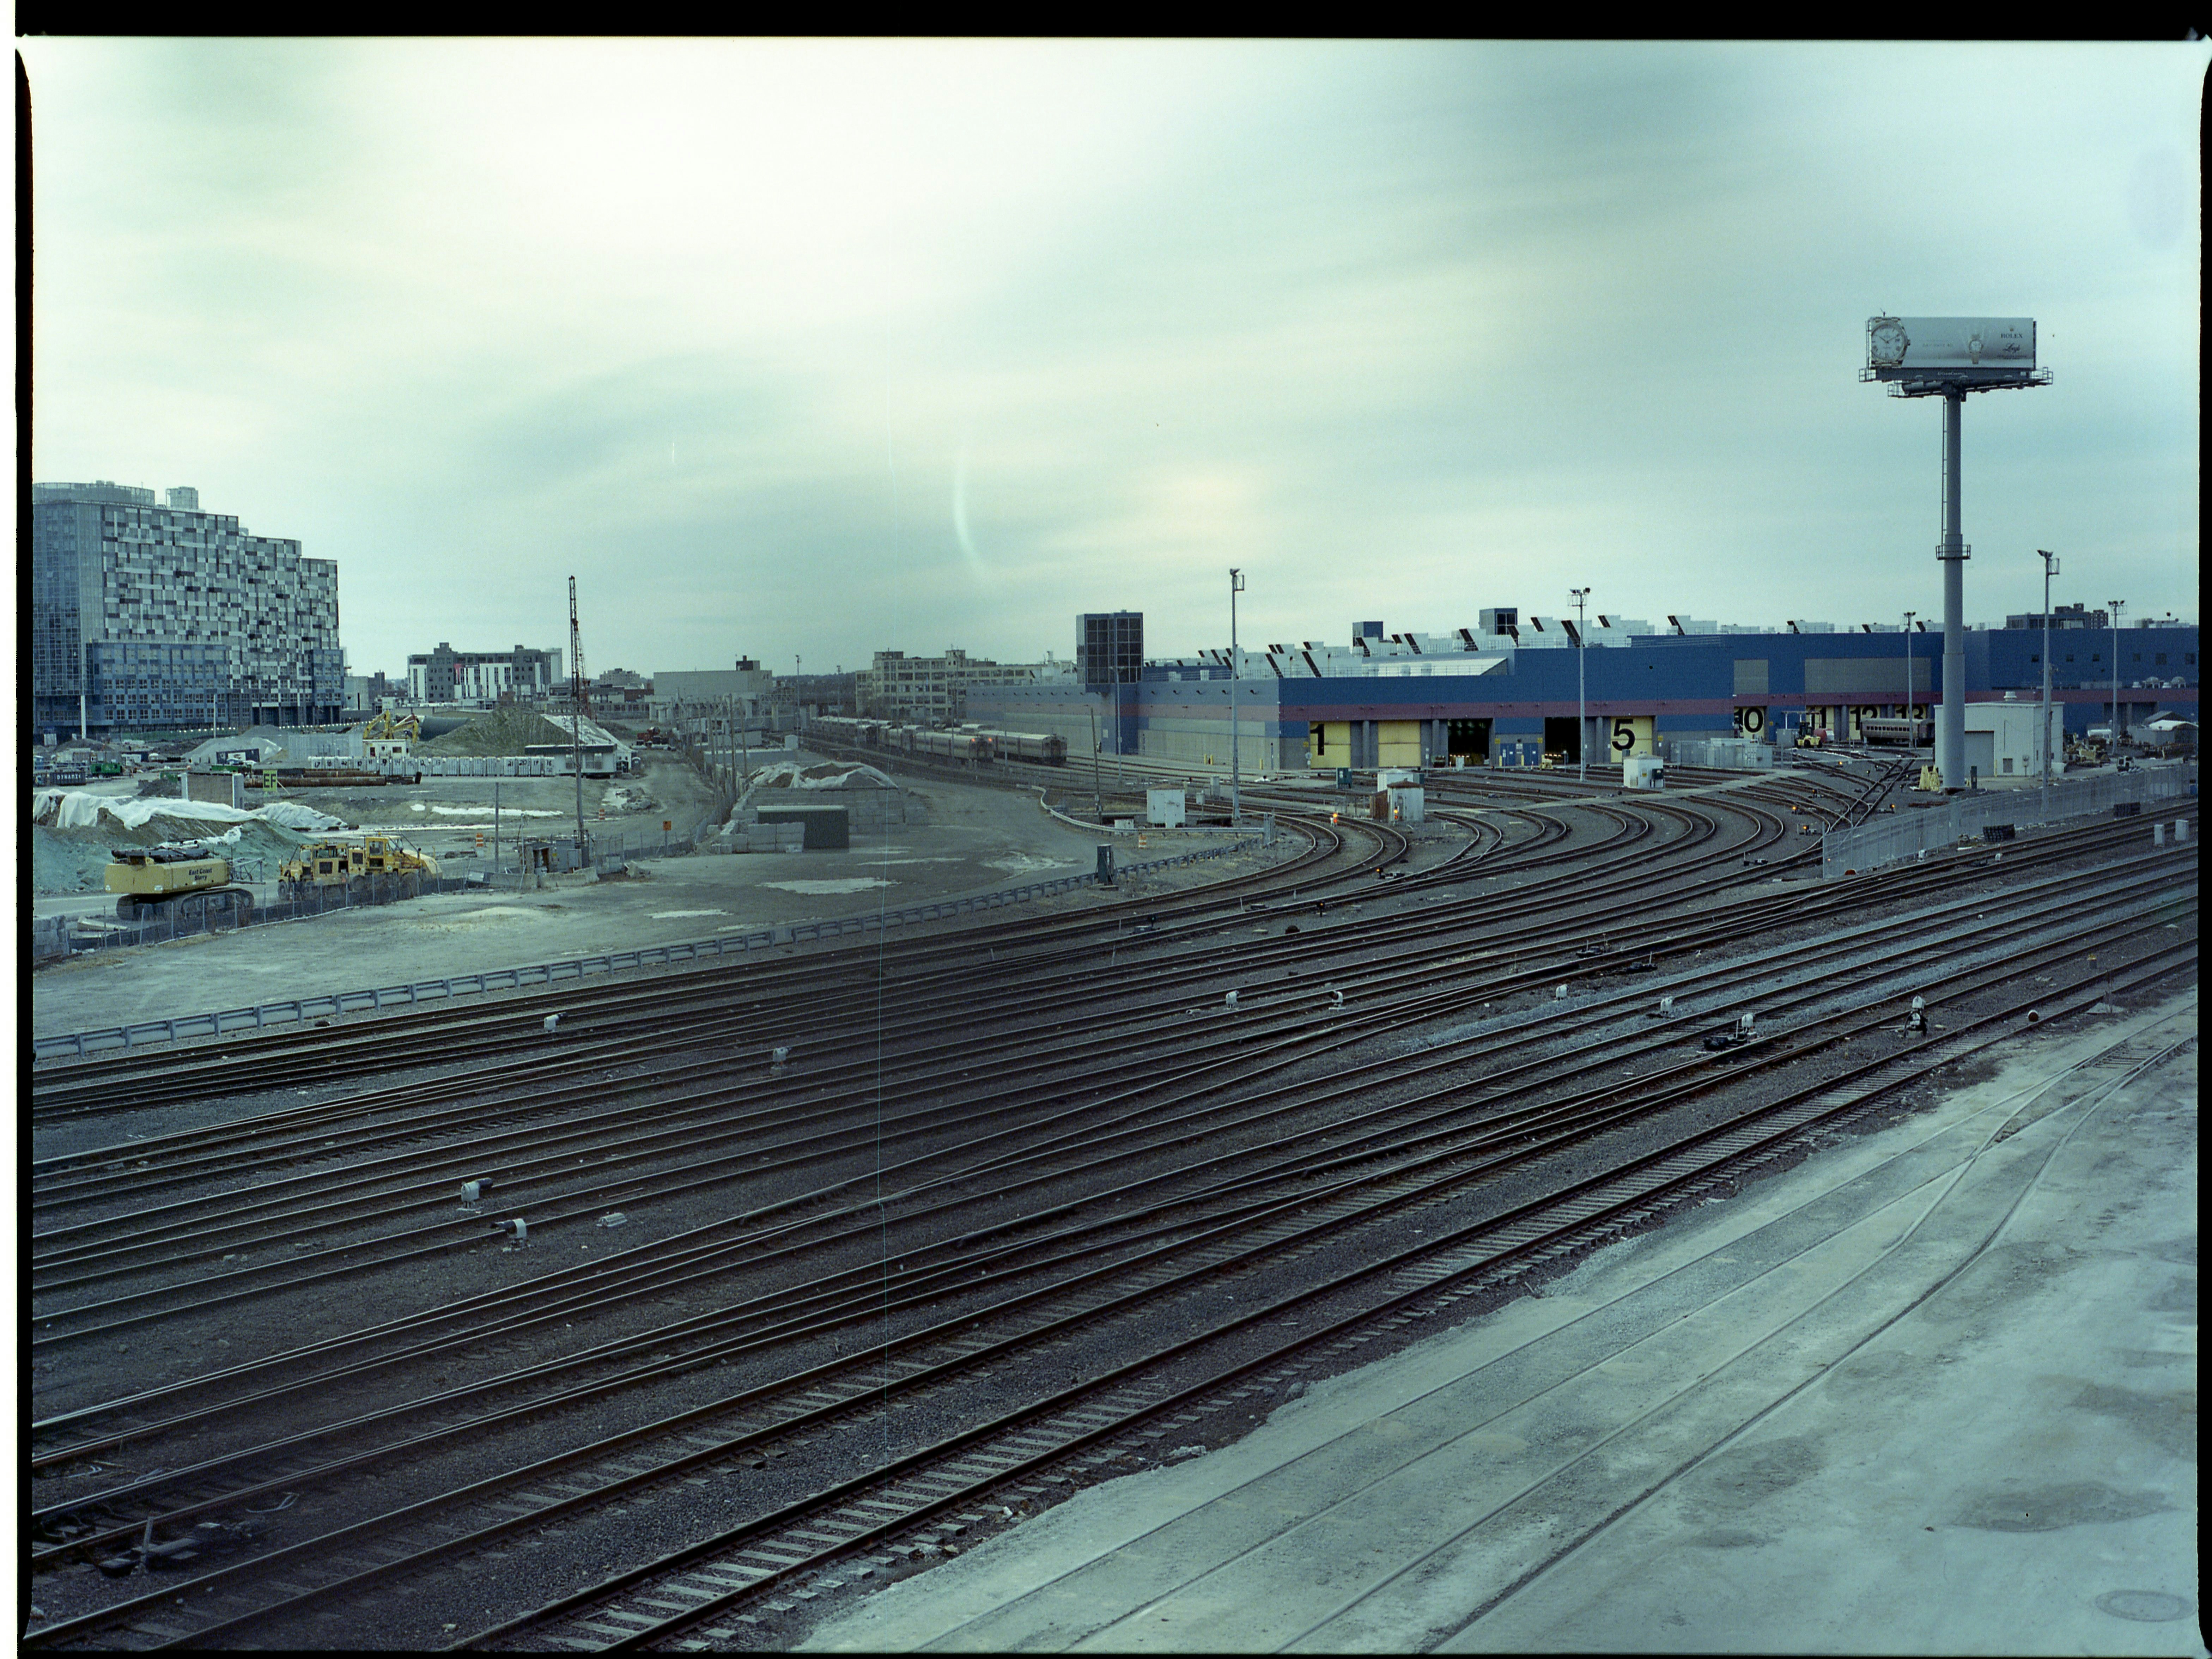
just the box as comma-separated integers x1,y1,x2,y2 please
1902,611,1917,750
2108,599,2125,754
1569,587,1590,782
2036,550,2059,794
1229,568,1246,825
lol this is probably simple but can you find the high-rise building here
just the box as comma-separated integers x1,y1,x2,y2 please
403,642,565,705
31,481,344,734
1077,612,1143,689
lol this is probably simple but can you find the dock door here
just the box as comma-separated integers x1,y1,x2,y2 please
1446,718,1491,763
1542,716,1581,765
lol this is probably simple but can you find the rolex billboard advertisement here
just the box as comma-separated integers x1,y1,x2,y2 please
1866,317,2036,373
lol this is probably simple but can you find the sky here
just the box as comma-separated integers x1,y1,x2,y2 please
21,38,2207,680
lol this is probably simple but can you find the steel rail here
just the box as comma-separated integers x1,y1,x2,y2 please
36,935,2183,1654
30,800,2176,1309
39,858,2194,1531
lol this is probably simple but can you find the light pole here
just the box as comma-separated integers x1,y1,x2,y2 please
1229,568,1245,824
2108,599,2125,755
1569,587,1590,781
1087,705,1104,824
1902,611,1916,748
2036,550,2059,795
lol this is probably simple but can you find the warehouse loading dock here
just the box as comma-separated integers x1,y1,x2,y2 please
1445,718,1491,762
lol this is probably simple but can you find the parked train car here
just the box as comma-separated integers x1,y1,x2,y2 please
1861,716,1934,747
974,728,1066,765
907,727,993,762
809,715,891,751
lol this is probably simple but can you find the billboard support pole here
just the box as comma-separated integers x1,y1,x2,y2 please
1937,389,1967,792
1862,316,2049,794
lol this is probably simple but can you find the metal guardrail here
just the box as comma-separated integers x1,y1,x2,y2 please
1821,764,2196,877
31,837,1260,1061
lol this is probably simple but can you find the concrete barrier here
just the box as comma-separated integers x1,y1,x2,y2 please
1822,764,2194,877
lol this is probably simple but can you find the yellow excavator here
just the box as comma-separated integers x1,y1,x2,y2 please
107,844,256,927
278,835,439,901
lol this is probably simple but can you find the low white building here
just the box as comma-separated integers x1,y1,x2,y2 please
1964,696,2064,783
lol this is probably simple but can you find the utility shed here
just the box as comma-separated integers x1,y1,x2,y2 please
753,802,851,850
1964,698,2063,782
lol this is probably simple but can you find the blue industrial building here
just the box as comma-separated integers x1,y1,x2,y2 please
971,620,2199,773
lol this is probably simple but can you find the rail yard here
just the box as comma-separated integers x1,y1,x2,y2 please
25,748,2198,1652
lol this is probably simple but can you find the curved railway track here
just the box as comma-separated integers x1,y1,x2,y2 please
28,909,2193,1650
35,771,1858,1122
26,755,2192,1651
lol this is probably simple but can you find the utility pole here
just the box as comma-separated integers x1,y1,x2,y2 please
1570,587,1591,781
567,576,589,864
1902,611,1917,748
1088,704,1104,823
1113,666,1123,785
1229,568,1245,825
2037,550,2059,796
2108,598,2125,755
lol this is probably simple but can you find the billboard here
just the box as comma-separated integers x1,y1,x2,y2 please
1867,317,2035,372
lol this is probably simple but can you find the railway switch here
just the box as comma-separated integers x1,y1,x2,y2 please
543,1014,561,1035
502,1218,529,1247
1908,996,1926,1035
460,1179,488,1206
1224,990,1239,1010
771,1045,791,1065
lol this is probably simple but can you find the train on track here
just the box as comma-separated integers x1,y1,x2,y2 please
1860,716,1935,747
808,715,1066,766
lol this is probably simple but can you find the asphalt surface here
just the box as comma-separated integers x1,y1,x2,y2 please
800,993,2201,1655
29,762,1189,1041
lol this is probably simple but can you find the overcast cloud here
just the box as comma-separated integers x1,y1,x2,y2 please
22,38,2205,679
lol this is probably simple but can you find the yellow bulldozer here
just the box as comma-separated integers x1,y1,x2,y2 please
107,844,256,927
278,835,439,901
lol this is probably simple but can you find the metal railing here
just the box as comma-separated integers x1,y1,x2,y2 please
1660,737,1776,770
1821,764,2195,877
32,837,1260,1060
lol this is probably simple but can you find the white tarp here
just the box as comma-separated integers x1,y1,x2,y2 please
32,789,348,834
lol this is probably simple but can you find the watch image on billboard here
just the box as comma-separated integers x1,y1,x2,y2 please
1866,316,2035,372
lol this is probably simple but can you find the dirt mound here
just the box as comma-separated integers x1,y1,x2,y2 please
418,708,573,756
30,792,328,895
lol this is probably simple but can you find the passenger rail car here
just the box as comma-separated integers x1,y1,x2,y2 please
1861,716,1934,747
808,715,888,750
973,728,1066,765
903,727,995,762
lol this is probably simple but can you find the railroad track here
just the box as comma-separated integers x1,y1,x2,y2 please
26,906,2192,1650
27,768,2187,1647
32,774,1836,1123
